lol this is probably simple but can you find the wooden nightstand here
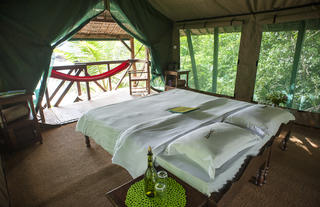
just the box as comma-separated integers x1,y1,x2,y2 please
0,93,42,150
164,70,190,91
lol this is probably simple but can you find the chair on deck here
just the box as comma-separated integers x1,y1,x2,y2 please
128,62,151,95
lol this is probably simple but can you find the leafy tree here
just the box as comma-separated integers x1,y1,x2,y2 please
180,22,320,113
180,30,240,96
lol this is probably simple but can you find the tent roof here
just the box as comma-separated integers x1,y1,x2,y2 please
71,1,320,40
72,10,131,40
148,0,320,22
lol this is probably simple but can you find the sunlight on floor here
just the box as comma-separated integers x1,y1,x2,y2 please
305,137,319,149
290,136,312,155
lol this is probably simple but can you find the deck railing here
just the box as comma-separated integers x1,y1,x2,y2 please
40,59,149,122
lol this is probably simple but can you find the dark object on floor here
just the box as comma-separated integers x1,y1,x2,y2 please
0,93,42,151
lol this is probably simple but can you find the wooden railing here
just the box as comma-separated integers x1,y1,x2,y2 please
41,59,149,113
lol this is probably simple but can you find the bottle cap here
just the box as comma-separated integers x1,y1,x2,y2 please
147,146,152,155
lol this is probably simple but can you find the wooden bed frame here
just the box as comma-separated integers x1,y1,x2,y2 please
82,89,295,206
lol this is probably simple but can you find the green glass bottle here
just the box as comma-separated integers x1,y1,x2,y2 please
144,146,157,197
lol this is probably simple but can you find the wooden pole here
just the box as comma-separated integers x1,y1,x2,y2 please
115,66,131,90
84,66,91,100
130,38,137,74
212,27,219,93
186,29,199,89
146,47,151,94
287,21,306,108
76,81,82,96
119,38,132,52
130,38,138,87
107,64,112,91
45,88,51,108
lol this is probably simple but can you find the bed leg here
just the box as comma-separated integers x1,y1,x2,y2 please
281,130,291,151
85,136,91,148
263,145,273,184
281,123,293,151
255,163,265,186
207,196,218,207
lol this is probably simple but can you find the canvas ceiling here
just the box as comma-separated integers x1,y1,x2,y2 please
148,0,320,22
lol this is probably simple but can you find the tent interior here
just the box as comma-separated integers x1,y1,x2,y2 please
0,0,320,206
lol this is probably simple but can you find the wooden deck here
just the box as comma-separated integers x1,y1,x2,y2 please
42,88,152,126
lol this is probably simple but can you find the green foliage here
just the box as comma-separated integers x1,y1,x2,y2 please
180,24,319,113
255,30,320,112
180,30,240,96
54,40,132,94
53,40,148,94
294,30,320,111
266,92,288,106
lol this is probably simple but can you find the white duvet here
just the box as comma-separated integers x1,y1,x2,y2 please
76,88,294,184
76,89,251,177
76,89,219,154
112,99,251,178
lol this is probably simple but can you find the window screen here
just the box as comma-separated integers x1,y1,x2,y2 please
254,19,320,113
180,26,241,96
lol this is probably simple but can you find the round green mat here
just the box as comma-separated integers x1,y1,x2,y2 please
125,177,186,207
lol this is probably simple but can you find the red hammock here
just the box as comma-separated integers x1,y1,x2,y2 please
51,60,131,82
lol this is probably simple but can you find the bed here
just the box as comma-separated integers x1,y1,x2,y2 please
76,89,294,204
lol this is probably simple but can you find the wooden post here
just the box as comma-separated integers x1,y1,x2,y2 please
39,106,45,124
28,95,43,144
186,29,199,89
115,67,131,90
119,38,132,52
85,136,91,148
130,38,138,87
130,38,137,75
212,27,219,93
76,82,82,96
146,48,151,94
45,88,51,108
84,66,91,100
287,21,306,108
129,70,132,95
107,64,112,91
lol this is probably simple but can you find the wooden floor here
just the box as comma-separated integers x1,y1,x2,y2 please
42,88,149,125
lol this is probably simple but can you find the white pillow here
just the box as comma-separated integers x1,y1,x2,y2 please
166,122,260,179
224,105,295,137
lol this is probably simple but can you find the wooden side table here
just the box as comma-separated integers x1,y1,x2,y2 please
0,93,43,149
165,70,190,91
105,166,209,207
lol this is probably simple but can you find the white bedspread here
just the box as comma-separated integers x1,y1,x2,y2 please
112,98,251,178
76,89,219,153
76,89,251,177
